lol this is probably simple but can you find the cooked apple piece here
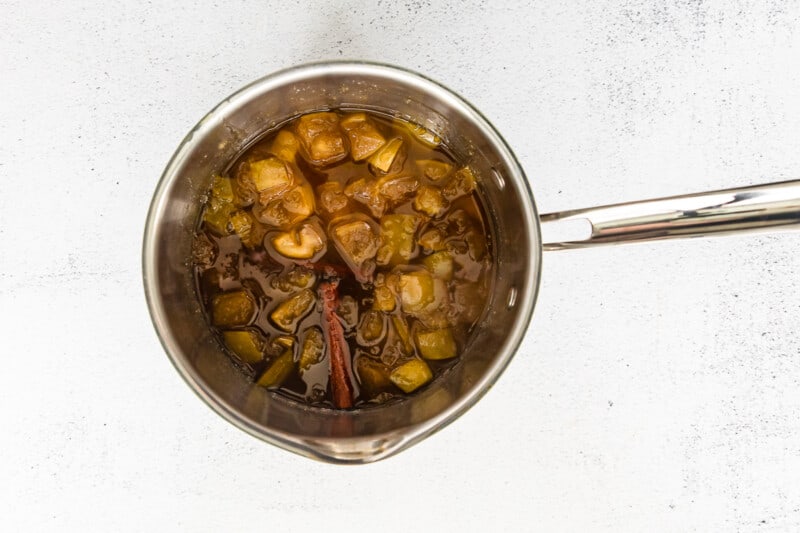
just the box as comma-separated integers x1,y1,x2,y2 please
272,265,317,292
373,285,396,312
357,309,386,346
212,290,256,327
422,251,453,280
391,315,414,354
209,174,235,204
402,120,441,148
238,157,294,202
416,159,452,181
446,209,475,235
378,175,420,203
232,178,257,207
254,198,291,227
272,335,295,350
270,222,326,260
356,356,394,397
329,215,380,282
191,233,217,269
295,112,348,166
390,359,433,393
282,181,315,219
344,177,387,218
203,207,232,236
417,225,447,252
254,181,315,229
442,166,477,201
296,112,338,138
399,270,436,314
256,349,294,388
270,289,316,332
377,214,421,266
202,175,236,235
269,130,299,163
310,133,348,165
413,185,448,218
298,326,325,372
222,329,264,364
372,274,397,312
337,295,359,331
228,210,266,249
415,328,457,360
399,270,450,327
368,137,406,173
316,181,349,216
340,113,386,161
416,277,452,328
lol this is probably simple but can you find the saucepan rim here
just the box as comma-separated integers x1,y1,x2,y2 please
142,60,542,463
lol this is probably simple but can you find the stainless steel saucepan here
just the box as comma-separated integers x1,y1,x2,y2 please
143,61,800,463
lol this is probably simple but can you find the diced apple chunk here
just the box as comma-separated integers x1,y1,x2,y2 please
202,176,236,235
295,112,349,166
423,251,454,280
272,266,316,292
269,130,299,163
311,133,347,164
222,330,263,364
377,214,421,266
416,159,453,181
272,335,295,349
270,222,326,260
212,291,256,327
442,166,477,200
209,174,235,204
372,283,396,312
337,295,359,331
402,121,441,148
390,359,433,393
368,137,406,173
344,177,386,218
270,289,316,332
378,175,419,203
357,310,386,346
413,185,448,218
316,181,349,216
399,270,435,314
282,181,315,218
415,328,457,360
256,349,294,388
229,210,266,249
329,215,380,282
340,113,386,161
240,157,294,200
344,175,419,218
203,207,232,236
417,226,447,252
298,326,325,372
254,199,291,228
254,181,315,229
356,356,393,397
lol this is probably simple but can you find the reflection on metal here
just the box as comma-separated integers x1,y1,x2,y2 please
541,181,800,250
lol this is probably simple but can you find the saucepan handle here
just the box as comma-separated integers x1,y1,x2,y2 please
539,180,800,251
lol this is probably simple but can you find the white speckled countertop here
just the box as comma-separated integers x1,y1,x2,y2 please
2,1,800,531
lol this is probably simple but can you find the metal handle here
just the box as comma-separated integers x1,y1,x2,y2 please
540,180,800,251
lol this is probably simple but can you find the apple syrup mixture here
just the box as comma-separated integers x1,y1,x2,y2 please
192,110,491,408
